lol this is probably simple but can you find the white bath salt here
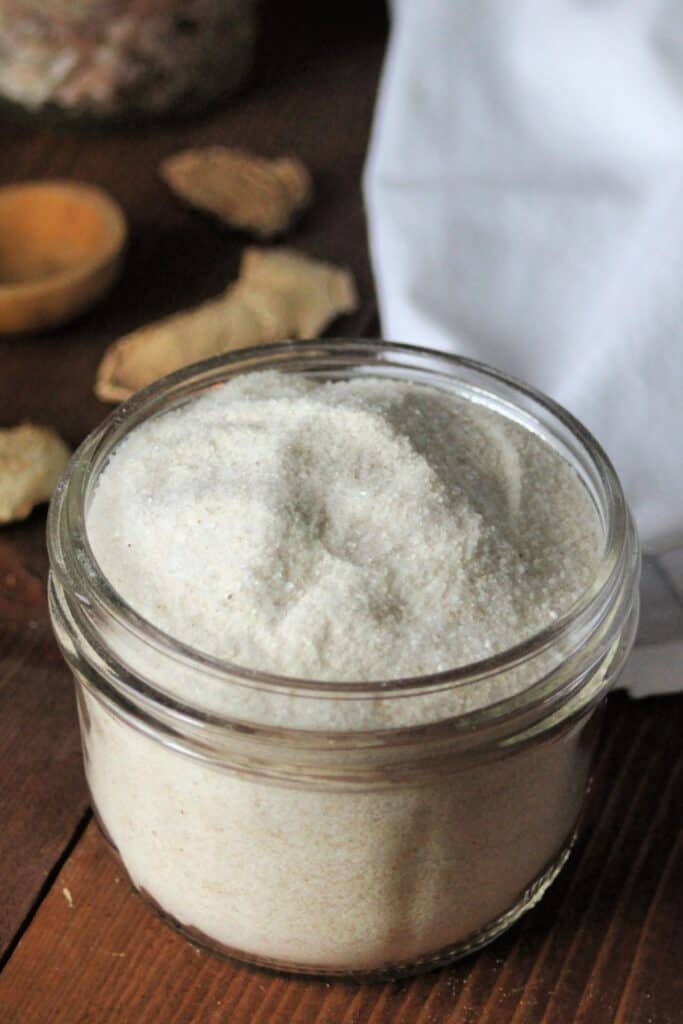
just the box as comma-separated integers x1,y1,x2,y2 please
87,372,601,685
80,371,606,971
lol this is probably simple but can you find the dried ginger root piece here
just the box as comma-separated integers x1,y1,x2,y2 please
237,247,356,337
95,292,264,403
95,247,358,403
0,424,70,524
160,147,313,238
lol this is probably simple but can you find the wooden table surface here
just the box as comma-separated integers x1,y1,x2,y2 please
0,6,681,1022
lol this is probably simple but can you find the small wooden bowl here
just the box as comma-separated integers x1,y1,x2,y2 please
0,180,127,334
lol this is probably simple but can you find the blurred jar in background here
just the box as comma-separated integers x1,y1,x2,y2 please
0,0,257,120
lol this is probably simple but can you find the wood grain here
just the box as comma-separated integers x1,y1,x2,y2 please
0,0,382,964
0,696,680,1024
0,3,681,1022
0,535,90,961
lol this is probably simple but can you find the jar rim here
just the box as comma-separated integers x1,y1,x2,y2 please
48,339,639,736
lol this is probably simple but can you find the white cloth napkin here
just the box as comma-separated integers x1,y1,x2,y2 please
364,0,683,696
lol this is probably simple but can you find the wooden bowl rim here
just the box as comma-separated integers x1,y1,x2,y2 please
0,179,127,299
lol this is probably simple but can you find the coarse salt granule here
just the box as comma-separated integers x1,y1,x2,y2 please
79,370,607,972
88,371,601,685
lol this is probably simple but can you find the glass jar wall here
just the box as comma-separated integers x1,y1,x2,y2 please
47,341,640,975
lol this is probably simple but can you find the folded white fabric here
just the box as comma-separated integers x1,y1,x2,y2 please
364,0,683,695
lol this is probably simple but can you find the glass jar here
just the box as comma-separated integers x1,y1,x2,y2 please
47,340,640,976
0,1,256,121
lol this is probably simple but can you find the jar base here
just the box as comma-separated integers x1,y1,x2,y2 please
93,809,576,979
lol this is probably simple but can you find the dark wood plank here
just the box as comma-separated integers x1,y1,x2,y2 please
0,2,383,445
0,536,90,961
0,112,91,957
0,694,680,1024
1,5,681,1021
0,0,384,961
